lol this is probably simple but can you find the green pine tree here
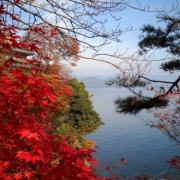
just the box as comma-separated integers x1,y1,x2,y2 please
106,12,180,115
67,78,104,134
55,78,104,135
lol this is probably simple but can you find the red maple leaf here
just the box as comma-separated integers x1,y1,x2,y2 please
16,151,32,162
167,156,180,169
13,173,23,180
16,151,42,164
3,161,10,168
18,129,31,139
17,129,40,141
24,171,33,179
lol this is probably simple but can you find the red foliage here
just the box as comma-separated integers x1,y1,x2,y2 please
0,1,107,179
167,156,180,169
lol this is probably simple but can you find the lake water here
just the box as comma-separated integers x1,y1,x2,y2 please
86,88,180,179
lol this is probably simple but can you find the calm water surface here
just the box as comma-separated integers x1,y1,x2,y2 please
86,88,180,179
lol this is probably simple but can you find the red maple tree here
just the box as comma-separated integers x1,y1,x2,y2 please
0,1,107,179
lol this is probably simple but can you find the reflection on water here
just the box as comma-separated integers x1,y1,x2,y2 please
86,88,180,179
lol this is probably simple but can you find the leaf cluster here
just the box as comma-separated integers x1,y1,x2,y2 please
138,17,180,57
106,75,148,88
160,59,180,72
114,96,168,115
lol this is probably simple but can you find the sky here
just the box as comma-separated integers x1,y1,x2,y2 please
71,0,179,79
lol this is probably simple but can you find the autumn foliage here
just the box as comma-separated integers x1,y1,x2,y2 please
0,2,107,179
23,23,79,64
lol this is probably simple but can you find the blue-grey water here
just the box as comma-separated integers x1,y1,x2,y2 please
86,88,180,179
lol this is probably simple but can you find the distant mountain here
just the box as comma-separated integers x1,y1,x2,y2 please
78,77,106,88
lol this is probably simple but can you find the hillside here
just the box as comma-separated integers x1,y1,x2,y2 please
78,77,106,88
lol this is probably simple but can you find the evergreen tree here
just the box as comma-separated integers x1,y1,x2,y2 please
55,78,104,135
106,12,180,115
67,78,104,134
52,78,104,149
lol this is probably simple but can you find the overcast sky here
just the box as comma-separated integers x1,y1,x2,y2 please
71,0,178,79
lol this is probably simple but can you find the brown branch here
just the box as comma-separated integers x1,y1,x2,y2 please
139,76,174,84
166,76,180,94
